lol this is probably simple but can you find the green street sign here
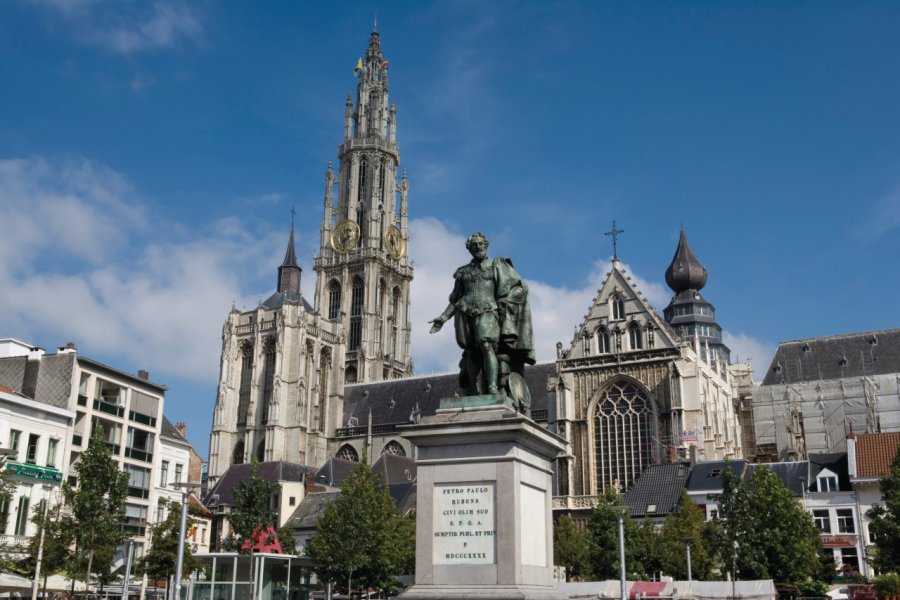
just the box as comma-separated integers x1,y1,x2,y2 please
5,462,63,483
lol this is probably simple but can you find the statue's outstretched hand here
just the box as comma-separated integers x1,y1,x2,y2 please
429,318,444,334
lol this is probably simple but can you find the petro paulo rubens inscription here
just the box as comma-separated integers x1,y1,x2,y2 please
433,482,496,565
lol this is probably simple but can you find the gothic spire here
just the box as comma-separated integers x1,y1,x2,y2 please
277,216,301,295
665,228,707,295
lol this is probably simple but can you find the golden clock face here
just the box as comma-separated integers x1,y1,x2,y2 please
331,220,360,253
385,225,405,259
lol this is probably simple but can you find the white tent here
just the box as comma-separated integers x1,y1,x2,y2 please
556,579,777,600
0,573,32,593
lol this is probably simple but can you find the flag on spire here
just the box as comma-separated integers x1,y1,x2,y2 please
354,57,363,77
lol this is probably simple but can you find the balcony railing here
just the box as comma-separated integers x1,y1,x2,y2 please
335,423,400,438
0,534,29,548
121,524,146,536
552,495,601,510
128,486,150,500
94,399,125,418
129,410,157,427
125,447,153,463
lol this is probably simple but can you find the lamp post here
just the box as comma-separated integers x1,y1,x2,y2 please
686,544,692,584
32,483,60,600
172,482,199,600
611,505,631,600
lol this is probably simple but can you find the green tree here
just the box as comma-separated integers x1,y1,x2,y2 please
64,425,129,588
634,517,662,580
554,514,589,581
307,460,414,595
658,490,714,580
716,464,820,583
868,445,900,573
586,488,645,580
0,466,14,531
20,499,75,584
224,461,276,551
137,500,200,594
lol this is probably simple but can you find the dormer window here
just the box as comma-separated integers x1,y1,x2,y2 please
818,468,839,492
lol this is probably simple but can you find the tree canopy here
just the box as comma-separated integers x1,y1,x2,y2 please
868,444,900,573
224,461,276,552
63,425,129,586
137,499,200,589
586,488,646,580
715,463,821,582
658,489,714,580
554,514,589,581
306,460,414,594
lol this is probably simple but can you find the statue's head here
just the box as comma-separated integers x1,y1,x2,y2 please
465,232,490,258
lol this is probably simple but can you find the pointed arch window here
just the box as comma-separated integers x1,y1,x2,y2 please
383,440,406,457
597,327,611,354
318,348,331,432
255,439,265,462
593,380,656,492
237,342,253,427
611,295,625,320
261,337,276,423
389,286,401,357
231,440,245,465
337,444,360,462
358,158,368,203
629,322,643,350
328,281,341,320
349,277,364,351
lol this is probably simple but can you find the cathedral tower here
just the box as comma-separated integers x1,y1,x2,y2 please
314,28,413,384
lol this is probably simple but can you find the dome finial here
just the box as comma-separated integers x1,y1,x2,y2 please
665,229,707,294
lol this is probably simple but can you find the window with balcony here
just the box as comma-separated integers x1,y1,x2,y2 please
129,392,159,427
122,503,147,536
813,509,831,533
837,509,855,533
91,418,122,454
26,434,40,464
125,464,151,499
94,378,126,417
46,438,58,468
125,427,154,462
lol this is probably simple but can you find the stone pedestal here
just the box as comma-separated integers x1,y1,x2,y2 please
400,401,568,600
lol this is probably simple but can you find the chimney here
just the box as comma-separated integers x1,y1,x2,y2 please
138,370,149,380
176,422,187,438
57,342,77,354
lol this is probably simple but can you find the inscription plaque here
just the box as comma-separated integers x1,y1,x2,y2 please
433,482,496,565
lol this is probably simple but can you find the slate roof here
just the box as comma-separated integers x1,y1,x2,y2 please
371,453,416,486
853,432,900,479
314,457,358,487
747,461,808,496
685,460,748,493
342,361,557,428
0,353,76,409
286,491,340,531
204,461,318,506
761,329,900,386
260,290,314,312
160,415,187,443
623,462,690,519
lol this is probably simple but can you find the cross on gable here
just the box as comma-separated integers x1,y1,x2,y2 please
605,220,625,260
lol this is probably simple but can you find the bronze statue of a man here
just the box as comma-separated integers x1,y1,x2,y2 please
429,232,535,414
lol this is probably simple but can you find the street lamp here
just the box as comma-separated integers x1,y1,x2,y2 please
32,484,60,600
172,482,200,600
612,505,631,600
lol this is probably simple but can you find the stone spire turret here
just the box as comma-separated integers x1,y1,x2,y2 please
662,229,730,363
277,215,301,295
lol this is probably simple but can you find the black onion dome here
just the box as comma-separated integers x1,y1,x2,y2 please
665,229,707,294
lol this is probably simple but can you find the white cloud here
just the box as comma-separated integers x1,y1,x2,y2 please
722,331,775,380
0,157,274,381
30,0,203,55
866,183,900,240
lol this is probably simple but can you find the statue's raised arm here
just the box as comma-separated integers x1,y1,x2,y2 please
428,231,535,415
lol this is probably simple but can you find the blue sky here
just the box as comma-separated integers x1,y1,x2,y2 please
2,1,899,456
